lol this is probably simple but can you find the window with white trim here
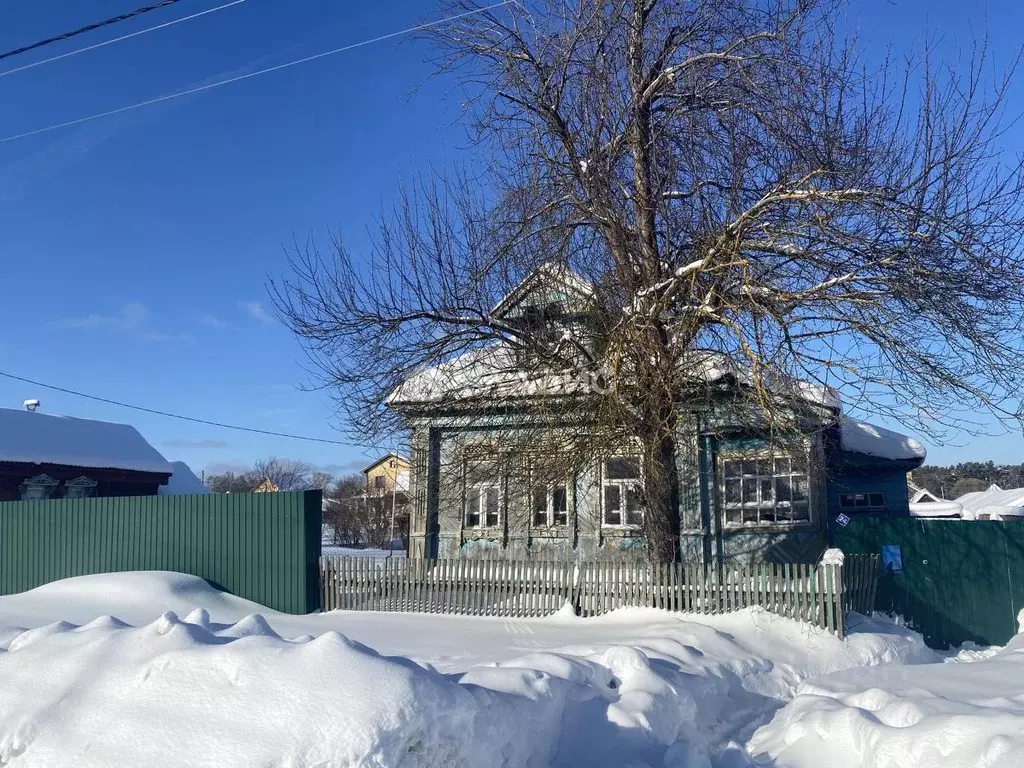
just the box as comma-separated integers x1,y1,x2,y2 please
721,455,810,526
839,492,885,511
20,473,59,501
532,482,569,527
464,457,501,529
64,476,97,499
603,455,643,527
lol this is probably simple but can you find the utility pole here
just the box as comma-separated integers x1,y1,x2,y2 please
387,456,398,557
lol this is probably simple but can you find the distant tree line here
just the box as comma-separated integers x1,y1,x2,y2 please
913,462,1024,499
204,457,408,550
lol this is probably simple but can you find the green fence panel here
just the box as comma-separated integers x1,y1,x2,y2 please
0,490,322,614
836,517,1024,648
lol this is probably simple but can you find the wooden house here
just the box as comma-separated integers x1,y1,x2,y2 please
388,265,928,565
362,453,411,499
0,407,174,500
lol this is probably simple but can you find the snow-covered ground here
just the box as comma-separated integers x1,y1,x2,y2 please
0,570,996,767
748,621,1024,767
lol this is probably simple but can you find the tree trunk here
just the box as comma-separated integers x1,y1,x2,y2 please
644,427,682,563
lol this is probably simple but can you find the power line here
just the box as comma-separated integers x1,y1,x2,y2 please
0,370,362,447
0,1,511,144
0,0,248,79
0,0,185,62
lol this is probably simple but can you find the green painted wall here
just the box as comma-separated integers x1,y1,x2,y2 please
836,517,1024,648
0,490,322,614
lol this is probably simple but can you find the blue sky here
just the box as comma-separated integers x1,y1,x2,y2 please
0,0,1021,474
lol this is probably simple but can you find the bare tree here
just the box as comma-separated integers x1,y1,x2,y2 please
253,457,315,491
274,0,1024,561
323,474,365,546
205,470,260,494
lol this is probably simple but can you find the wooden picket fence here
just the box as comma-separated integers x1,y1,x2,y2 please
320,554,873,638
842,553,881,616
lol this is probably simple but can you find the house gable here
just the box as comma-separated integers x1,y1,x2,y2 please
491,262,595,321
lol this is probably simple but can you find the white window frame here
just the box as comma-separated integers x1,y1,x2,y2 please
602,454,644,529
720,452,811,528
465,483,501,530
64,476,98,500
20,473,59,501
530,479,570,528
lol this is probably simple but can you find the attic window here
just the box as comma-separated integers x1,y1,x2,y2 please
65,476,98,499
20,473,59,501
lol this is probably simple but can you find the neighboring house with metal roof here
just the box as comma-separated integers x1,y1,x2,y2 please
0,406,203,501
388,266,928,565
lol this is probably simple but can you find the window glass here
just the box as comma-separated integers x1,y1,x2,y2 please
532,484,548,526
605,456,640,480
465,486,481,527
485,487,500,527
603,455,644,526
839,492,885,511
604,485,622,525
721,450,810,526
553,485,568,526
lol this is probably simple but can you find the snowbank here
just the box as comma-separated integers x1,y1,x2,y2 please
0,611,567,767
0,572,940,767
747,623,1024,767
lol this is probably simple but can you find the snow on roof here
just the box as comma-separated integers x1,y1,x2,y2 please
955,485,1024,518
0,408,173,475
909,500,963,518
158,462,211,495
389,344,585,406
838,416,927,462
390,344,843,412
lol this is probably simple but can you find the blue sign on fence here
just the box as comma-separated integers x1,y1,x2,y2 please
882,545,903,573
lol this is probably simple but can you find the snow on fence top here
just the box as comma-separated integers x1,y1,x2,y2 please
838,415,927,462
158,461,211,495
0,407,173,475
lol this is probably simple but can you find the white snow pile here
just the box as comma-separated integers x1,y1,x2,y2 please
0,611,539,768
0,572,941,767
747,612,1024,767
838,415,927,462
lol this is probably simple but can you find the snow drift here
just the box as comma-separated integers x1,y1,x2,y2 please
0,572,939,767
0,610,570,767
747,613,1024,767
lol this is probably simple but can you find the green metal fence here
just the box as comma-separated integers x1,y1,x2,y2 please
0,490,322,614
836,517,1024,648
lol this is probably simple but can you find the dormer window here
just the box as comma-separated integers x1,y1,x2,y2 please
65,476,98,499
20,473,59,501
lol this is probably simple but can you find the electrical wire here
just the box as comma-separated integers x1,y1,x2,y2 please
0,370,362,447
0,0,185,62
0,1,511,144
0,0,248,79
